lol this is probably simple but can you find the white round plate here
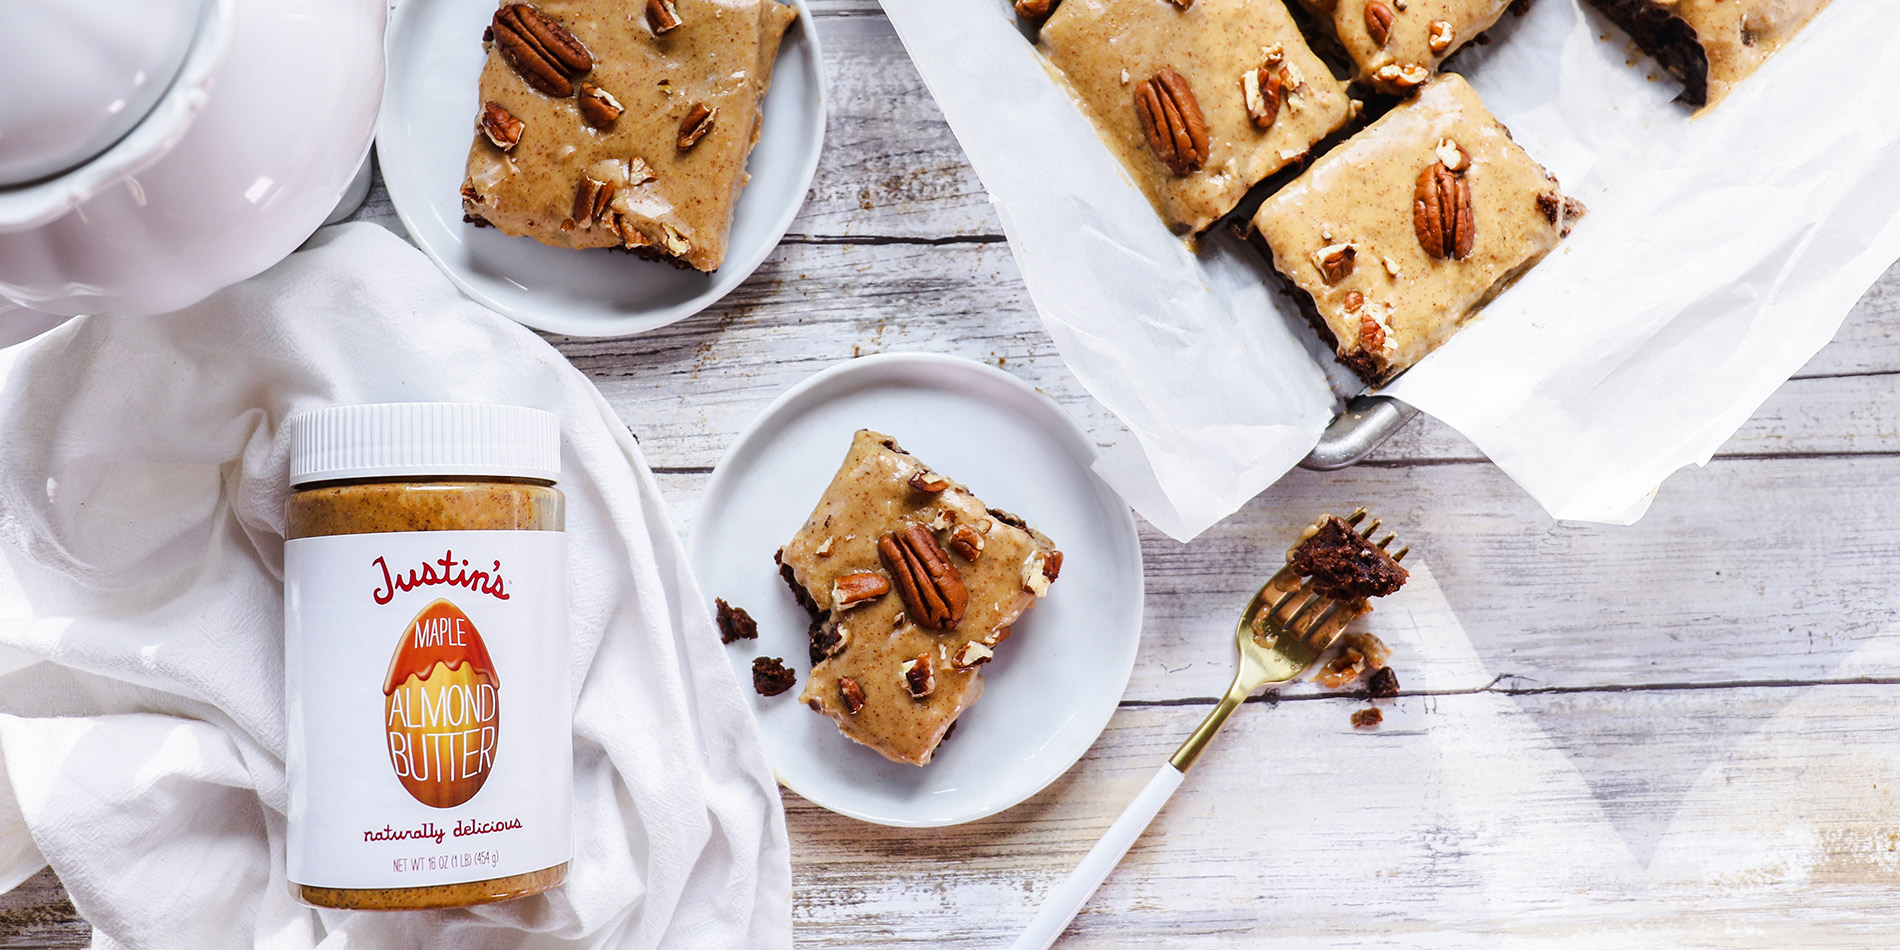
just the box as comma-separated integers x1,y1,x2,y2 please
377,0,825,337
689,353,1144,827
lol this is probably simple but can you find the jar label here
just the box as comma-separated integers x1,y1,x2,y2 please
285,530,570,890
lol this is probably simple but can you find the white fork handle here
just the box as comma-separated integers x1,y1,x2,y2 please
1008,763,1187,950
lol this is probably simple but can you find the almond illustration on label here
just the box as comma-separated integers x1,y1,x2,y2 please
384,599,500,808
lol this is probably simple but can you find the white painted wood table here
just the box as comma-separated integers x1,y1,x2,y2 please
8,4,1900,946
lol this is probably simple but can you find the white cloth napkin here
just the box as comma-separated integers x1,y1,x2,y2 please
0,222,791,949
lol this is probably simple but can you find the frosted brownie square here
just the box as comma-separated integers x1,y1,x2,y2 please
1039,0,1357,235
776,431,1062,766
1250,75,1583,385
460,0,795,271
1292,0,1513,95
1581,0,1832,107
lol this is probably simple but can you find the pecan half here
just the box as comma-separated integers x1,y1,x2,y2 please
1365,1,1396,46
947,523,985,561
901,653,936,699
1133,69,1209,177
838,676,866,714
578,83,623,126
952,641,994,670
479,101,524,150
493,4,593,98
1414,161,1475,260
831,571,890,609
646,0,682,34
877,524,969,630
573,176,616,228
909,471,949,493
677,103,717,151
1242,66,1282,130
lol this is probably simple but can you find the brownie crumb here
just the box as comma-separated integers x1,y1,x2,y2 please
1367,666,1400,698
1287,515,1408,599
752,657,796,696
1351,707,1384,728
716,598,758,644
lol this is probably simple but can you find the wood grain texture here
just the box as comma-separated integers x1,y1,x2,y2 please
9,4,1900,947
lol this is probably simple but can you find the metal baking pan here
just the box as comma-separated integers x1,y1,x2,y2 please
1300,394,1419,470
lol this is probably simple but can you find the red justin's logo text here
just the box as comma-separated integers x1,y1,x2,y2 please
372,550,510,605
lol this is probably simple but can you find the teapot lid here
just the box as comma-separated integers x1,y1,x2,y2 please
0,0,208,187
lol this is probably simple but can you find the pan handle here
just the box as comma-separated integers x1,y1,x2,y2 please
1299,394,1418,471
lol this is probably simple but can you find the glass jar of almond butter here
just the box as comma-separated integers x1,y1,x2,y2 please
283,403,570,910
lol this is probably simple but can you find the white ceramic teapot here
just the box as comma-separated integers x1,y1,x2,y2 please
0,0,384,322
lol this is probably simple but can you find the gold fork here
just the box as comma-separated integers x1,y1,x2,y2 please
1009,509,1407,950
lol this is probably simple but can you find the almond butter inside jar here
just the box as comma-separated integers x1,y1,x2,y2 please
283,402,570,910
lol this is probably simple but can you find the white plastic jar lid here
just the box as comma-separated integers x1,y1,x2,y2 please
286,403,561,487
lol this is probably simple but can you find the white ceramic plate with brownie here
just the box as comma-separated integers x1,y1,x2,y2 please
689,353,1144,827
378,0,826,337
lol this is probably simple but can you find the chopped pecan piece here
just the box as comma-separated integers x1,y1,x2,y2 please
646,0,682,34
578,83,623,126
1434,138,1469,173
1133,69,1209,177
1351,706,1383,728
952,641,994,670
1242,65,1283,130
677,103,717,151
479,101,524,150
572,176,616,228
901,653,936,699
838,677,866,714
909,471,950,493
1316,243,1357,283
1428,19,1455,54
1414,160,1474,260
947,523,985,562
1374,62,1430,88
1014,0,1057,20
877,524,969,630
1042,550,1063,581
1358,313,1387,353
831,571,891,609
1365,1,1396,46
492,4,593,98
1344,290,1365,313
